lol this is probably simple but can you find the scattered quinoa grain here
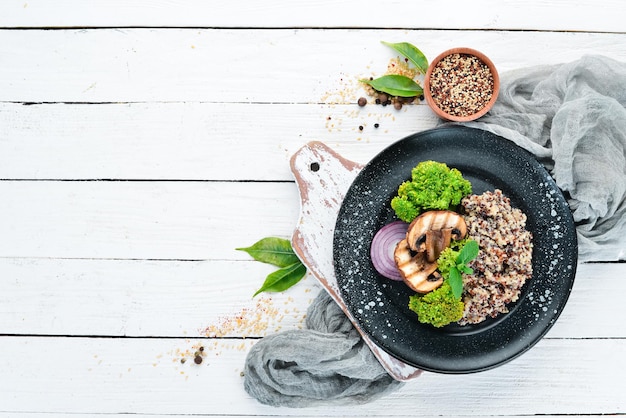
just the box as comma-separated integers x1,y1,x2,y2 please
202,296,306,338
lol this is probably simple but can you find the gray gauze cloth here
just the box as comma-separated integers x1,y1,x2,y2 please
243,290,403,407
243,55,626,407
463,54,626,261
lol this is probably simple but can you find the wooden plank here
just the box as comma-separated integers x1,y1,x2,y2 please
0,336,624,415
0,259,624,339
0,29,624,103
0,102,438,181
0,0,623,33
0,258,320,337
548,262,626,338
0,180,621,265
0,181,299,260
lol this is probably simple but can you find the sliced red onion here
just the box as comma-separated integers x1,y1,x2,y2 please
370,221,408,281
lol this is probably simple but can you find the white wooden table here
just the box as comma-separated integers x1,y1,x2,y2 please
1,1,625,416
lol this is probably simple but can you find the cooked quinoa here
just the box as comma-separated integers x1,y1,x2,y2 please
459,189,533,325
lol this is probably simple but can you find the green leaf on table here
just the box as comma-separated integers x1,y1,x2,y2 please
381,41,429,74
448,267,463,300
236,237,300,267
252,262,307,297
237,236,308,297
360,74,423,97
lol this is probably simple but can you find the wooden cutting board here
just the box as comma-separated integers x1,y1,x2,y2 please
290,141,422,382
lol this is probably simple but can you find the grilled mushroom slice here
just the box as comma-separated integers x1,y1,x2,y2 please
394,238,444,293
406,210,467,262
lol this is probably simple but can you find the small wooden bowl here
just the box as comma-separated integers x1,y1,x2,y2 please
424,47,500,122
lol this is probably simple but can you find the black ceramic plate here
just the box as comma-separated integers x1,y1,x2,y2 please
334,125,577,374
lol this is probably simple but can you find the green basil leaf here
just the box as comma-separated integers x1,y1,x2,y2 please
236,237,299,267
381,41,429,74
461,266,474,275
448,267,463,300
253,262,307,297
457,239,479,265
361,74,423,97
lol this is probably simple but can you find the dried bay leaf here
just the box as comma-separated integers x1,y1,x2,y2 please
252,262,307,297
236,237,300,268
361,74,423,97
237,237,307,297
381,41,429,74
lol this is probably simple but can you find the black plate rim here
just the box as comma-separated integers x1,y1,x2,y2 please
333,125,578,374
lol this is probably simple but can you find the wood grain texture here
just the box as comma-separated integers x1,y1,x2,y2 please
0,181,299,259
0,101,438,181
0,258,321,337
